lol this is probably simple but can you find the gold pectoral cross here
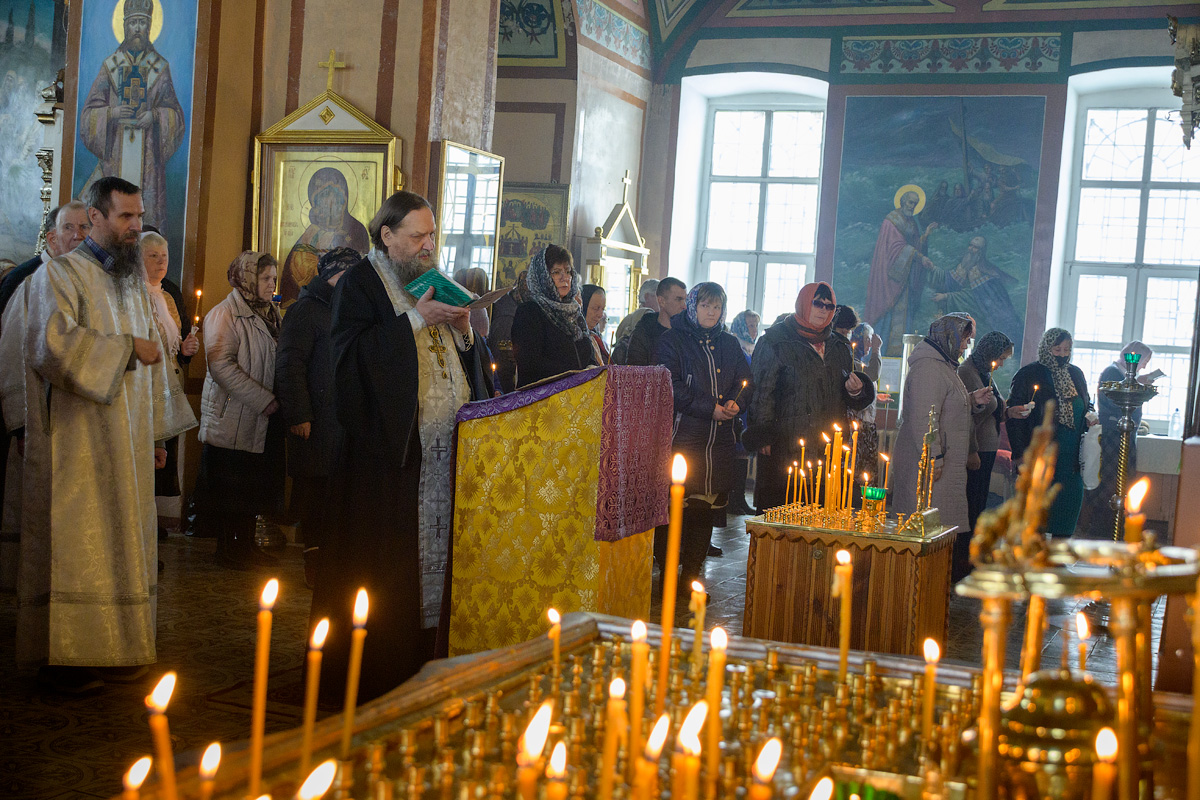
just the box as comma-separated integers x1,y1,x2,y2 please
428,326,449,379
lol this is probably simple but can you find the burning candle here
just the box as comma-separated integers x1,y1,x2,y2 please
145,673,178,800
1125,477,1150,545
1093,728,1117,800
547,607,562,686
822,434,832,507
1077,613,1090,671
922,638,940,752
806,461,814,503
850,422,860,497
1032,384,1039,402
833,550,853,683
194,288,203,327
546,742,568,800
598,678,627,799
298,759,338,800
340,588,369,760
815,460,824,507
792,461,800,504
842,446,852,510
749,738,782,800
628,620,649,781
517,701,553,800
733,379,748,405
798,439,806,480
809,776,834,800
882,453,891,491
671,702,707,800
198,743,220,800
122,757,152,800
656,454,687,716
704,627,728,792
250,578,279,797
798,468,806,505
689,581,706,676
633,714,669,800
831,425,844,509
786,466,794,507
300,618,329,779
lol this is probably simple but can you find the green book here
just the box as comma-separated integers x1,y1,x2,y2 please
404,269,474,307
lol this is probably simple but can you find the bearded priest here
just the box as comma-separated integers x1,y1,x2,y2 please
312,191,493,702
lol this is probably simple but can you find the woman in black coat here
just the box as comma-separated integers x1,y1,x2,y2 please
654,282,753,593
511,244,598,388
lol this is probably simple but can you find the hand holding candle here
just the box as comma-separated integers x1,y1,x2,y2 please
300,618,329,779
198,743,220,800
733,379,748,405
145,673,178,800
122,757,152,800
340,588,369,760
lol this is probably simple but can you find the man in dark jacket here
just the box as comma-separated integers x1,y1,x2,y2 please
627,276,686,366
0,202,91,315
745,282,875,510
275,247,356,587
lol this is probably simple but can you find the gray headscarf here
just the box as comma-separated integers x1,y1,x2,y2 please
527,248,587,341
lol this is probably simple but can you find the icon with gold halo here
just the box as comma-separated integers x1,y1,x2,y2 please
893,183,926,215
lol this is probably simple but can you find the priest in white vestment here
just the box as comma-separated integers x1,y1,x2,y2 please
16,177,196,693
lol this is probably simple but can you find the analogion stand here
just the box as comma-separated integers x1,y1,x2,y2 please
742,514,956,657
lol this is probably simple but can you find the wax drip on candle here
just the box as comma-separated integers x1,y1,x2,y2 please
124,757,152,791
199,743,221,780
298,759,338,800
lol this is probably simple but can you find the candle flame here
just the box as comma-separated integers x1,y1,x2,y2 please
352,588,369,627
711,626,727,651
520,701,554,762
1096,727,1118,762
631,619,647,643
853,421,858,431
672,454,688,483
822,433,830,443
124,757,152,791
311,618,330,650
793,460,799,468
799,438,805,447
833,424,841,432
298,759,338,800
788,465,793,475
610,677,626,699
691,580,704,594
752,738,782,782
836,549,851,566
924,638,940,663
863,472,870,483
547,608,560,626
881,453,889,463
196,289,202,298
546,742,567,778
1127,477,1150,513
199,742,221,779
491,362,497,372
1076,612,1090,641
260,578,279,610
842,445,849,452
679,701,708,744
806,461,812,468
645,715,670,759
742,380,747,387
146,672,176,712
809,776,835,800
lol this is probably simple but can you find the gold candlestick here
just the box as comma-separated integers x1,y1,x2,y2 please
977,597,1011,800
122,757,152,800
749,738,782,800
689,582,707,676
703,628,728,799
249,578,278,798
632,715,669,800
546,742,568,800
547,608,562,687
298,759,338,799
1125,477,1149,544
672,702,707,800
1093,728,1117,800
628,620,649,782
656,454,688,717
517,701,553,800
198,743,220,800
1077,612,1090,671
598,678,627,799
921,639,940,752
833,550,853,683
1020,595,1045,680
300,618,330,779
340,588,370,760
145,673,178,800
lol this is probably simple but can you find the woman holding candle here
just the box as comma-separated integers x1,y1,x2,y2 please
892,314,991,538
1006,328,1097,537
653,282,752,593
727,310,762,516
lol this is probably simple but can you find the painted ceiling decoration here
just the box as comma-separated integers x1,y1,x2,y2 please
727,0,954,16
982,0,1181,8
576,0,653,70
653,0,706,40
839,32,1061,75
498,0,570,67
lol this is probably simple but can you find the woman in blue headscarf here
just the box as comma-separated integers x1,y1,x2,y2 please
654,282,753,594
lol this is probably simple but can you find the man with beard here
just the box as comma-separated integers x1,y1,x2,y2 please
925,236,1024,346
17,176,196,693
311,191,493,702
864,188,938,356
78,0,185,230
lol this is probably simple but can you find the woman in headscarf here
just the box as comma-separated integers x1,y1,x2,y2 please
197,251,286,568
487,268,529,393
730,309,761,361
511,245,598,388
654,282,753,593
727,309,762,514
744,282,875,509
1006,328,1097,537
580,283,610,365
893,314,994,563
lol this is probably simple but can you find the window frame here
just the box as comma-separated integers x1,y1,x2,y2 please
696,99,826,316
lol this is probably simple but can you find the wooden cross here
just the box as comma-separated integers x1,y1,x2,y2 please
621,169,632,204
318,49,347,91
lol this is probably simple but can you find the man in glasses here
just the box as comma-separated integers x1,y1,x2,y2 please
744,282,875,510
0,202,92,316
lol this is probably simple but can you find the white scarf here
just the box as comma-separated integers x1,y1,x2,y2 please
145,282,180,356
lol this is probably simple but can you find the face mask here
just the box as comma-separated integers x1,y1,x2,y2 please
1054,354,1070,367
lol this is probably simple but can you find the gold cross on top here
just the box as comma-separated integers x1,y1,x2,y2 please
621,169,632,204
318,49,347,91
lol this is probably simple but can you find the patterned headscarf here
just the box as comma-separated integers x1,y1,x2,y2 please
969,331,1014,384
730,310,760,356
510,269,530,305
526,248,587,341
317,246,360,282
924,313,975,365
227,250,282,339
1038,327,1078,428
792,282,836,342
849,322,874,359
683,282,727,341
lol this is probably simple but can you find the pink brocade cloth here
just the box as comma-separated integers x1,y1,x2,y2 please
594,365,672,542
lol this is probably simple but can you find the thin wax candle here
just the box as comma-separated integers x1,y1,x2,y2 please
922,638,940,753
1125,477,1150,544
1093,728,1117,800
689,581,706,677
598,678,627,799
300,618,329,779
145,673,178,800
250,578,279,797
749,738,782,800
546,742,568,800
656,455,687,716
122,757,152,800
340,588,369,760
517,701,553,800
632,715,669,800
627,620,649,782
704,628,728,797
1077,613,1090,671
833,550,853,683
198,743,220,800
547,607,562,687
671,702,707,800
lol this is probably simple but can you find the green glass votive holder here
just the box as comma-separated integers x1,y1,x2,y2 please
861,486,887,501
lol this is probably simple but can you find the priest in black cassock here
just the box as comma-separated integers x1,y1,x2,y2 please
311,191,492,703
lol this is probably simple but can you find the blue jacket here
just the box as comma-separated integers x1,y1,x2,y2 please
655,312,753,496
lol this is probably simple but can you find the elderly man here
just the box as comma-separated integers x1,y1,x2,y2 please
16,176,196,693
611,279,659,365
312,191,493,702
925,235,1024,347
0,203,91,315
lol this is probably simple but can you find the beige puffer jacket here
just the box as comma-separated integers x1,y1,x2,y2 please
199,289,277,453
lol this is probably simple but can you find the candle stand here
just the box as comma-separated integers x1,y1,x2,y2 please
1097,352,1158,541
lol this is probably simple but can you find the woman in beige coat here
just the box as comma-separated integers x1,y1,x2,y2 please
892,314,992,579
197,251,285,569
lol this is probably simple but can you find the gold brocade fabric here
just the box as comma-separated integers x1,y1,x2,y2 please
449,373,651,656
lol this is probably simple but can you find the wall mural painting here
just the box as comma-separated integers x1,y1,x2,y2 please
0,0,67,263
497,182,570,288
832,95,1046,387
72,0,198,283
499,0,567,67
